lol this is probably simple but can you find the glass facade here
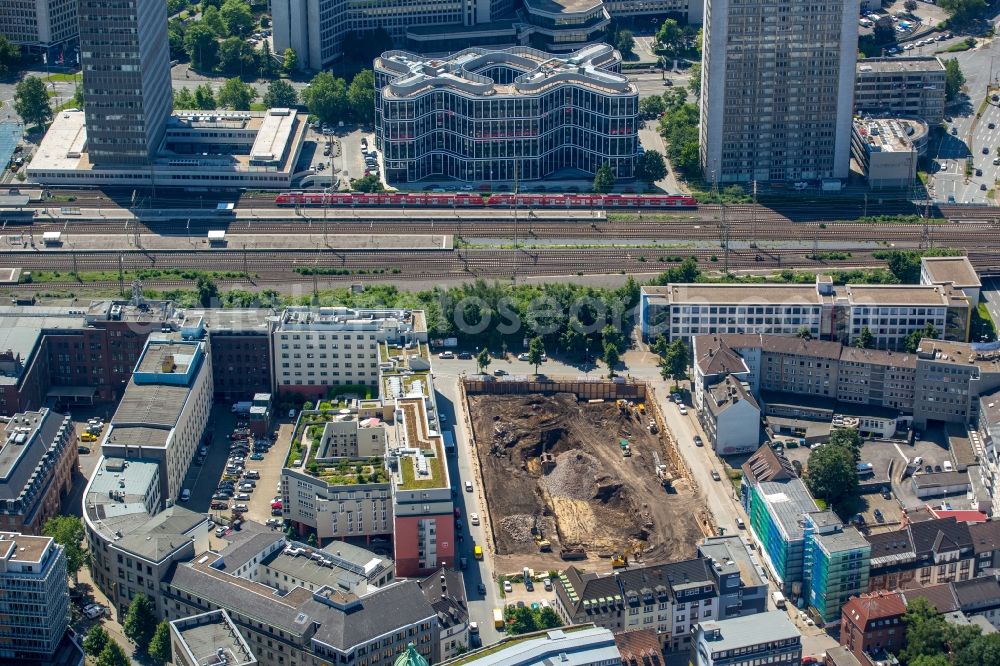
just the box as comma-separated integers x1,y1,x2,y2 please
375,46,638,183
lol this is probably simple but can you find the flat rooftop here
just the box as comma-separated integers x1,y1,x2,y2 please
377,44,632,100
644,284,824,306
111,382,189,429
755,477,819,541
523,0,603,15
184,308,274,333
852,117,926,153
136,341,197,375
697,611,800,652
845,284,952,306
29,109,305,177
84,457,160,544
170,610,256,666
857,56,945,74
0,409,66,501
0,314,90,384
0,532,52,564
922,256,981,289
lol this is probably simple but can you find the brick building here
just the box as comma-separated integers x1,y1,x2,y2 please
839,592,907,664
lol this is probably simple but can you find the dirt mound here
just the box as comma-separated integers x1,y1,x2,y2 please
469,391,706,567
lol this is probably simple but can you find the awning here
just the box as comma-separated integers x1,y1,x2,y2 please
47,386,97,400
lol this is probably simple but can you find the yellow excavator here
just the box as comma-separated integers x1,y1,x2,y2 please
532,518,552,552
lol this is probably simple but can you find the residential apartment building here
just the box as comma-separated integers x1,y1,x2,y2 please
839,591,908,664
100,337,213,502
440,625,622,666
692,329,1000,432
855,57,947,125
639,275,970,349
283,464,394,542
78,0,173,165
375,45,637,184
864,517,1000,592
690,612,801,666
0,0,77,56
0,532,70,662
0,408,77,534
700,376,761,455
554,542,767,652
741,446,870,623
271,307,427,399
317,417,388,459
418,568,469,662
699,0,857,183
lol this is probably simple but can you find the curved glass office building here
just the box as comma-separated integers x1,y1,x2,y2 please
375,44,638,183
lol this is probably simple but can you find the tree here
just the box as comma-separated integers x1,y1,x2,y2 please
955,633,1000,666
635,150,667,185
14,77,52,128
194,83,217,109
96,642,130,666
218,36,258,76
168,18,188,60
508,606,539,635
855,325,875,349
302,71,348,124
220,0,255,36
201,5,226,35
688,61,702,97
42,515,85,579
538,606,563,629
904,322,938,353
828,428,862,463
307,532,318,547
660,339,689,387
658,102,700,174
263,79,297,108
527,336,545,375
147,621,172,665
347,69,375,124
217,77,257,110
615,30,635,57
0,35,20,77
196,275,219,307
639,95,666,118
174,87,197,109
901,598,953,665
601,323,624,352
122,593,158,651
184,22,219,71
904,0,918,9
83,625,110,657
476,347,491,374
282,47,299,74
795,327,813,340
655,18,682,51
258,40,277,78
805,441,859,508
593,163,616,193
72,84,84,108
944,58,965,101
603,342,620,378
350,174,385,192
938,0,987,23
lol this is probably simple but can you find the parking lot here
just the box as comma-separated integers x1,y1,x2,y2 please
498,573,560,610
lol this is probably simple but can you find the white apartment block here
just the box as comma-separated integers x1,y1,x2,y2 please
318,418,387,459
283,466,393,541
271,307,427,400
0,532,69,661
699,0,858,183
101,338,214,502
640,275,971,350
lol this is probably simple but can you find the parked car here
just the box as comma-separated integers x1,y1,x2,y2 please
503,580,513,593
78,446,91,454
457,351,472,360
233,504,249,513
465,481,473,492
235,493,251,501
544,578,553,591
494,369,507,376
250,453,265,460
83,604,106,620
517,353,530,361
470,512,480,525
211,501,229,510
439,351,455,359
693,435,703,447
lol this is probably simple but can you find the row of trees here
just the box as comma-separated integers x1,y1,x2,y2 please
302,69,376,126
172,0,274,76
174,77,296,111
82,595,172,665
900,597,1000,666
591,151,668,193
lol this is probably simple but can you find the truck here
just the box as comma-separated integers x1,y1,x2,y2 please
231,401,252,415
772,591,787,609
560,547,586,560
474,544,483,560
493,608,504,630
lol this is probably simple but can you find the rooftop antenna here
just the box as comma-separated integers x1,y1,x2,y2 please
130,278,145,307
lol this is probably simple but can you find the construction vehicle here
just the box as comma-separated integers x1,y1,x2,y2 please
648,419,657,433
616,399,629,415
656,464,673,488
531,518,552,551
611,552,627,568
637,403,646,415
560,547,586,560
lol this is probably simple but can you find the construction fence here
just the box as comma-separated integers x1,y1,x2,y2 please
462,376,647,401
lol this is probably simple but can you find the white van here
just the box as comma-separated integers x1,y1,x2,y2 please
943,460,954,472
180,489,191,502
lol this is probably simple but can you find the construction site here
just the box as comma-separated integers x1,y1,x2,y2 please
467,390,710,573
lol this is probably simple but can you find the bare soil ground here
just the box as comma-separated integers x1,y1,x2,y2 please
469,393,707,573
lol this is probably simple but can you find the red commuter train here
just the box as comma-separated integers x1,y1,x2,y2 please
274,191,697,209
